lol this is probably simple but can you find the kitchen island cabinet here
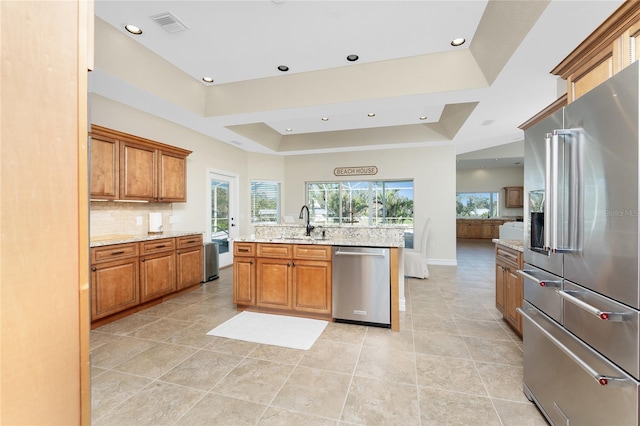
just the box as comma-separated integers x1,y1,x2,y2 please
233,242,256,305
494,239,524,336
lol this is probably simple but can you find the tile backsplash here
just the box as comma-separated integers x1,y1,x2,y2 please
90,201,173,236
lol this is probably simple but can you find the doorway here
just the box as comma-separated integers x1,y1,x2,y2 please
207,170,238,267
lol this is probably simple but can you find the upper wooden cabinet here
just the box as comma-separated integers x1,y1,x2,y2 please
552,2,640,103
90,125,191,202
504,186,523,208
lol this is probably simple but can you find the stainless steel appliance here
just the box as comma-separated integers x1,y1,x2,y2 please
331,246,390,327
203,242,219,282
519,61,640,425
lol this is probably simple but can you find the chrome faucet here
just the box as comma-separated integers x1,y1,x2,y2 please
299,205,315,237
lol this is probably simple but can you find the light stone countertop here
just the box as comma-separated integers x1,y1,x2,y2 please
492,238,524,252
90,231,203,247
234,236,403,248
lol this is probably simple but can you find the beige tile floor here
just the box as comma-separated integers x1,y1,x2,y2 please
90,239,548,425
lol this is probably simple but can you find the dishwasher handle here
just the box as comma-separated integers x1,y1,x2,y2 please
334,250,385,257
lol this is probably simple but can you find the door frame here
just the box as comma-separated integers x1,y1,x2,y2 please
206,169,239,268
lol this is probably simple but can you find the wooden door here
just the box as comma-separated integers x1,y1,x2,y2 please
158,151,187,202
177,246,203,289
292,260,332,314
120,140,156,201
256,258,291,309
139,251,176,302
91,258,139,319
233,258,255,305
89,134,118,200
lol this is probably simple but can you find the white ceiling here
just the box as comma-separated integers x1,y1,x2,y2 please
91,0,624,164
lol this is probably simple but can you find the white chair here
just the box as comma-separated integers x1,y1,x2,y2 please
404,217,431,279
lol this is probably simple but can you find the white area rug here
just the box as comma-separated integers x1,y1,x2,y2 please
207,311,328,350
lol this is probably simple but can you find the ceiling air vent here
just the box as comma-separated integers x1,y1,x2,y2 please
150,12,188,34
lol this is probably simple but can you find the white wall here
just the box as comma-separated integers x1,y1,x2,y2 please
456,166,524,217
283,146,457,264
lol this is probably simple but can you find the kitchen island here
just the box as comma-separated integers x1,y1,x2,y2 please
89,231,204,328
234,224,406,331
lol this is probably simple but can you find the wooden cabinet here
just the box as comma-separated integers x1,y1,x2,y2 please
90,125,191,202
90,234,203,328
457,219,506,239
233,242,332,319
551,2,640,103
292,245,332,315
176,235,203,289
89,134,118,200
504,186,523,208
233,242,256,305
495,244,524,335
90,243,139,320
139,238,176,302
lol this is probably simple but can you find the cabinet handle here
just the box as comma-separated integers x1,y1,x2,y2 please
287,262,291,267
292,262,296,267
250,260,254,264
111,250,125,255
141,258,146,262
238,248,250,252
91,267,97,271
156,245,166,249
177,250,181,254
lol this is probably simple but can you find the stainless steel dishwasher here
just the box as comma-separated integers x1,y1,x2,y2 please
332,246,390,327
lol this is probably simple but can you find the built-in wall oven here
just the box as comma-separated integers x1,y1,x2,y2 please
520,61,640,425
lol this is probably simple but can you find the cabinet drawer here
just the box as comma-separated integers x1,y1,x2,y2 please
294,245,331,261
496,246,521,268
91,243,138,264
140,238,176,255
257,243,292,258
234,242,256,257
176,234,203,249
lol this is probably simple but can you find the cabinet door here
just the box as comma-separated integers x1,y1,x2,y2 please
139,251,176,302
504,187,524,208
456,222,469,238
91,258,139,320
158,151,187,202
256,258,291,309
506,267,523,334
469,222,482,239
495,262,506,314
90,134,118,200
120,141,156,201
177,246,203,289
292,260,331,314
233,258,255,305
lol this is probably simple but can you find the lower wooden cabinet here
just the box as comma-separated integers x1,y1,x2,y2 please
233,242,332,319
90,234,203,328
495,244,524,335
91,256,139,320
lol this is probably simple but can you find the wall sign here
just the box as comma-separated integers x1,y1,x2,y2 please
333,166,378,176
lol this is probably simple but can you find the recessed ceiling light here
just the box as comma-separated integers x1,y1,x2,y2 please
277,65,289,72
202,77,214,83
367,113,376,117
451,37,466,47
285,128,293,132
419,116,427,120
346,54,359,62
124,24,143,35
321,117,329,121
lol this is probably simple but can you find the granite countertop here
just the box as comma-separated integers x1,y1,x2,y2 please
235,236,403,248
90,231,203,247
492,238,524,252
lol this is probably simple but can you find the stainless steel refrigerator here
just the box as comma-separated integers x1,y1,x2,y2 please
520,60,640,425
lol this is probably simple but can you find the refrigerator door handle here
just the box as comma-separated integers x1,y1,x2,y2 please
517,307,627,387
544,132,553,252
557,290,625,321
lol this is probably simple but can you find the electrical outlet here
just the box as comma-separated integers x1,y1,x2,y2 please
136,216,143,225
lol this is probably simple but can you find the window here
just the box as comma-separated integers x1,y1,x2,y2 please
456,192,500,218
306,180,414,247
251,181,281,223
